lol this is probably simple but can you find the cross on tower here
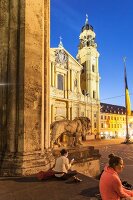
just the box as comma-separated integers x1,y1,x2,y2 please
58,36,63,47
123,56,126,64
85,14,88,24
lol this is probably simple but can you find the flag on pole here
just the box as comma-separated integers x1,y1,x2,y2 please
124,63,131,116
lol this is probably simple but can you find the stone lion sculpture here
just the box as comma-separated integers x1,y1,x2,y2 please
50,117,91,147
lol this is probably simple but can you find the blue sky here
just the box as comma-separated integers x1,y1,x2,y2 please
50,0,133,108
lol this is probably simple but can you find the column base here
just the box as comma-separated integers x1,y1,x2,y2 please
0,149,55,176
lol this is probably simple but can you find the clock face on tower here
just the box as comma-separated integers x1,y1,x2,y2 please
55,49,68,64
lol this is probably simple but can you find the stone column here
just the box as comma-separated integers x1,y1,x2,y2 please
51,104,55,123
88,60,92,98
67,68,70,91
0,0,54,176
51,62,55,87
96,56,99,100
43,0,50,149
64,74,67,98
69,69,72,91
67,101,71,120
97,103,101,138
91,101,93,134
0,0,9,155
55,71,57,88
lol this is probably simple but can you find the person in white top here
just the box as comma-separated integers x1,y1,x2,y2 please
53,149,82,182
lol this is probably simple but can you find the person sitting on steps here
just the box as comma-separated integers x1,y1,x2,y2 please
53,149,82,182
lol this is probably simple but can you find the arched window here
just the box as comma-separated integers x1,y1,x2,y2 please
57,74,64,90
92,64,95,72
93,90,96,99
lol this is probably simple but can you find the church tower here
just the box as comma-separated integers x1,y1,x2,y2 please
77,15,100,101
76,15,100,136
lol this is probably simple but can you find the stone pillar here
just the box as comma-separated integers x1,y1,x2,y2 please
91,101,93,134
96,56,99,100
51,104,55,123
51,62,55,87
67,102,72,120
55,71,57,88
97,103,101,138
0,0,9,155
70,69,72,91
43,0,50,149
67,68,70,91
0,0,54,176
77,71,81,92
64,74,67,98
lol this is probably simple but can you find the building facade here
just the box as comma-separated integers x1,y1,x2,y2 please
50,16,101,137
100,103,133,139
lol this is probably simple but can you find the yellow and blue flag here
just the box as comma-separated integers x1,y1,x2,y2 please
124,65,131,115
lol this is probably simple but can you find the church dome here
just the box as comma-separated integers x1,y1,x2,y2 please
81,14,93,32
81,23,93,32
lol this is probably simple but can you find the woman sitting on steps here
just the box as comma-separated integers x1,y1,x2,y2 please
53,149,82,182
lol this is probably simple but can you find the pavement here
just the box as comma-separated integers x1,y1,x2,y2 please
0,138,133,200
0,174,99,200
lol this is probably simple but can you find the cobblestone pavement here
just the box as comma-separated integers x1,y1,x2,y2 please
99,144,133,185
85,138,133,185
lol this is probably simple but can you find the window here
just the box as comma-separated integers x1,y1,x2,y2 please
101,123,103,128
94,122,97,128
93,91,96,99
111,116,113,120
108,116,110,120
81,112,84,117
57,74,64,90
105,116,106,120
101,115,103,119
92,64,95,72
94,113,96,118
81,62,86,74
74,79,77,87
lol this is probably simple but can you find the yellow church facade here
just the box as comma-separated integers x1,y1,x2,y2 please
50,16,101,138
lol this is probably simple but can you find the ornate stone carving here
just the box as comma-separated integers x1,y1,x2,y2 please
55,49,68,68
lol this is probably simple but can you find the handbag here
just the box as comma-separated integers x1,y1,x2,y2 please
37,170,55,180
